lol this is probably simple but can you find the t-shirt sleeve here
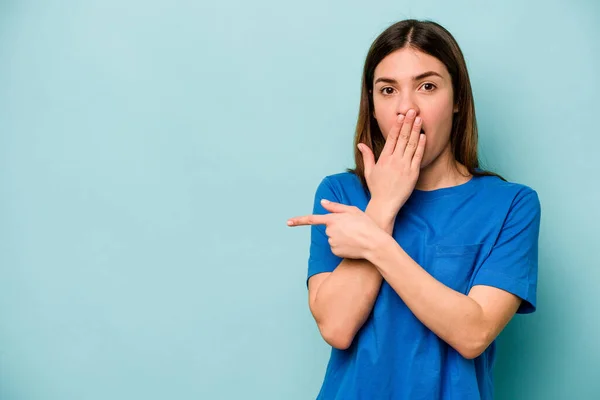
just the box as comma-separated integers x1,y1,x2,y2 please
306,177,343,287
471,189,541,314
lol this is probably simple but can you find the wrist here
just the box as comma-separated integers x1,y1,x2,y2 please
365,200,397,234
364,228,395,263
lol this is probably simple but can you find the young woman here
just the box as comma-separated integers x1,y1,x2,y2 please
287,19,541,399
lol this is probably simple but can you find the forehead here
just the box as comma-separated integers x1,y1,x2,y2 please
374,48,449,81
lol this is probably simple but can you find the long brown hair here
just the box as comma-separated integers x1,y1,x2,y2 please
347,19,505,192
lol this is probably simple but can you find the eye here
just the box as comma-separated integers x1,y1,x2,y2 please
379,86,396,96
421,83,437,92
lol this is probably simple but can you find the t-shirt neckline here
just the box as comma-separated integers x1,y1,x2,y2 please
407,173,480,202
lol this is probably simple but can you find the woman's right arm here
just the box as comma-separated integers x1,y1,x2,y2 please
307,110,424,349
308,201,395,350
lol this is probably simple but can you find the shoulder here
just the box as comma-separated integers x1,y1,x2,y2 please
321,171,361,187
476,173,541,214
314,171,368,206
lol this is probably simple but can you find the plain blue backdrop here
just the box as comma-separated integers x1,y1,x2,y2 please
0,0,598,399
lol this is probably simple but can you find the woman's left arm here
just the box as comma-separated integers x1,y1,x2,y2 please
289,198,533,360
365,234,521,360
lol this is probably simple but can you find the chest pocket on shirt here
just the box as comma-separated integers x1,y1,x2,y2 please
426,243,483,294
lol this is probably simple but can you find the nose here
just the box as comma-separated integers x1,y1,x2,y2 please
395,95,420,118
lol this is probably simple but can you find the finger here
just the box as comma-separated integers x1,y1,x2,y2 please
287,213,330,227
380,114,404,157
411,133,426,169
393,109,417,156
403,116,422,159
357,143,375,177
320,199,355,213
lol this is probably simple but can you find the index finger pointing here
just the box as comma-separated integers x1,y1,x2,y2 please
287,214,330,227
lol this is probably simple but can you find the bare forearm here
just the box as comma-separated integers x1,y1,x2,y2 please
311,202,395,349
312,258,381,349
366,234,488,359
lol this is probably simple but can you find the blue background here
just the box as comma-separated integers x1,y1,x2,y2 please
1,0,598,399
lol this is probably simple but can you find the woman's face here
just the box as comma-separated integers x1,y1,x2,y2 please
371,47,458,167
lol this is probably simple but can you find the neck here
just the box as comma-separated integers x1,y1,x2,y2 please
415,144,472,191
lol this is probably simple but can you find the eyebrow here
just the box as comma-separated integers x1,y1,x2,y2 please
374,71,444,85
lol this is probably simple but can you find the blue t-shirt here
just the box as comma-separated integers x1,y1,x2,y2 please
307,171,541,400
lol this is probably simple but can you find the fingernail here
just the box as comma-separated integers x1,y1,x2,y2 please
408,109,416,117
415,116,422,124
287,220,294,226
397,114,404,122
321,199,330,204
